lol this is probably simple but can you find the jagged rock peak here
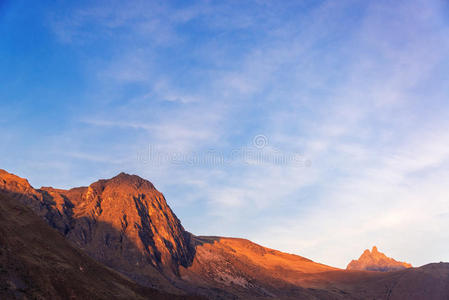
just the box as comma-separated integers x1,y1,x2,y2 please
347,246,412,272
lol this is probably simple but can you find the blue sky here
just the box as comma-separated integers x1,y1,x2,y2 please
1,0,449,268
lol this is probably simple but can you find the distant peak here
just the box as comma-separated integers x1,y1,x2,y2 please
347,246,412,272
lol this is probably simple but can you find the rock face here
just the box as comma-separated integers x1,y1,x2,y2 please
347,246,412,272
60,173,194,274
0,170,195,291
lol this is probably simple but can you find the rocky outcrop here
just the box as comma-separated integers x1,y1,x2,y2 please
347,246,412,272
0,170,71,233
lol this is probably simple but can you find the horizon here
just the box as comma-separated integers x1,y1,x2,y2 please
1,0,449,269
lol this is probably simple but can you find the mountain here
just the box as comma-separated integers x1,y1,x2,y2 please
347,246,412,272
2,169,449,299
0,190,200,300
0,170,194,293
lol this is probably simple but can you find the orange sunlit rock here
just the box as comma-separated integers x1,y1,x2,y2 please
347,246,412,271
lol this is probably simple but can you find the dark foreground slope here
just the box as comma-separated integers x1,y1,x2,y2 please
0,192,201,300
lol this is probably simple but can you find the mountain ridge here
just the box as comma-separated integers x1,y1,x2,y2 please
2,169,449,299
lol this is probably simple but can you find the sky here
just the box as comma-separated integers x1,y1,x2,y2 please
1,0,449,268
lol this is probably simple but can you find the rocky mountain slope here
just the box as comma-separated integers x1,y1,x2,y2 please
347,246,412,272
2,169,449,299
0,191,200,300
0,170,194,293
180,236,339,299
